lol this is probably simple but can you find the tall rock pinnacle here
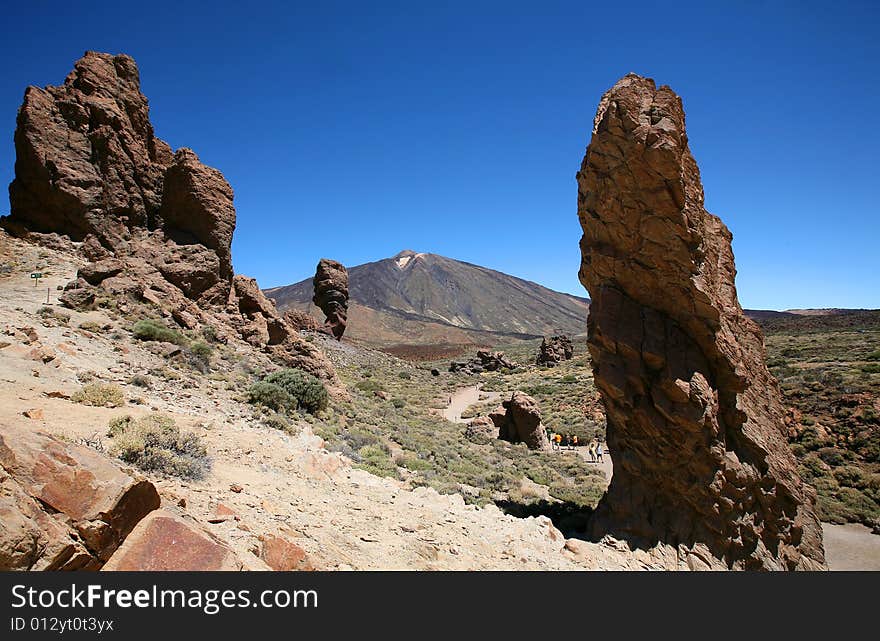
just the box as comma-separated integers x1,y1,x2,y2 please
577,73,825,570
312,258,349,340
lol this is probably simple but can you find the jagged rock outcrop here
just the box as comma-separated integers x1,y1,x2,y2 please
536,335,574,366
6,51,171,245
577,73,825,570
496,391,549,450
312,259,348,340
449,350,515,374
0,423,160,570
2,51,337,385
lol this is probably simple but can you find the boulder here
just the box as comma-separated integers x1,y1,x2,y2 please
312,258,349,340
102,509,244,571
536,335,574,366
464,416,498,444
78,258,124,285
577,73,825,570
497,391,549,450
259,534,314,571
0,423,160,569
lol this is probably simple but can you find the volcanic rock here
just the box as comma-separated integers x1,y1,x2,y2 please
497,391,549,450
312,259,349,340
464,416,498,444
259,534,314,571
101,509,244,571
0,423,160,569
5,51,171,246
576,73,825,570
449,350,515,374
536,335,574,366
3,51,338,387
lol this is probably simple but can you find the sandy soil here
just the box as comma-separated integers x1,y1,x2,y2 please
822,523,880,571
442,385,500,423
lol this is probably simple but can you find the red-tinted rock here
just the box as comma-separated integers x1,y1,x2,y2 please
102,509,244,571
0,423,160,568
536,335,574,366
497,391,550,450
5,52,170,245
577,74,825,570
312,259,349,340
160,148,236,280
259,534,314,571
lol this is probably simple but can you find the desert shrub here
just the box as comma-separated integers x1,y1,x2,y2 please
392,397,406,408
264,369,329,414
186,340,213,372
357,444,398,478
71,383,124,407
108,414,209,480
201,325,218,343
861,363,880,374
246,381,296,413
37,306,70,324
129,374,152,389
834,465,870,489
355,379,384,394
559,374,578,384
398,371,412,380
78,321,103,332
132,319,185,344
261,413,294,433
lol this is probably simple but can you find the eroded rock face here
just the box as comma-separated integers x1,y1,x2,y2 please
577,73,825,570
0,423,160,570
3,51,338,386
536,335,574,366
6,51,171,245
497,391,549,450
449,350,515,374
312,259,348,340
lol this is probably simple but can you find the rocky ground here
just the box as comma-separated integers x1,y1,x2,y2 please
1,232,696,570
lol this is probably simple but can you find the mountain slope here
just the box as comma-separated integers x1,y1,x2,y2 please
265,250,589,352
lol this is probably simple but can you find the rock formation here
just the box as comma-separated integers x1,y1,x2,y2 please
1,51,336,384
449,350,515,374
536,335,574,366
312,258,348,340
494,391,549,450
0,423,160,570
577,73,825,570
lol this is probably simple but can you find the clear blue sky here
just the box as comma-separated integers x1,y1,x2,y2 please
1,1,877,310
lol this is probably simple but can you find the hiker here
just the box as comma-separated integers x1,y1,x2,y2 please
588,441,596,463
596,441,604,463
555,433,562,449
549,432,557,449
572,434,578,448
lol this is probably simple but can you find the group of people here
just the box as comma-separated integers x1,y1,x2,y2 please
546,429,605,462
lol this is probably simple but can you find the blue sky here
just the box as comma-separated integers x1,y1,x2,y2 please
1,1,877,310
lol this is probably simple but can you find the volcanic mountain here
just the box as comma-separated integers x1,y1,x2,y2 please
265,250,589,356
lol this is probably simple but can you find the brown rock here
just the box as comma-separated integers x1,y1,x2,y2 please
312,258,349,340
577,73,825,570
58,285,95,311
4,51,170,245
229,483,243,493
464,416,498,443
102,509,243,571
160,148,236,281
497,391,550,450
0,423,159,567
78,259,124,285
283,309,321,332
207,502,238,523
21,408,43,420
259,534,314,571
536,335,574,366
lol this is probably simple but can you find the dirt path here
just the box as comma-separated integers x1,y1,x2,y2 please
822,523,880,571
442,385,500,423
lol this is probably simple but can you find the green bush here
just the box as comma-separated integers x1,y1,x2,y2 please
246,381,296,413
398,371,412,380
355,379,384,394
392,397,406,408
72,383,125,407
865,350,880,362
861,363,880,374
132,319,185,344
108,414,209,480
264,369,329,414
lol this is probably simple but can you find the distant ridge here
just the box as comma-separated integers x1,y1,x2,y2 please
265,251,589,353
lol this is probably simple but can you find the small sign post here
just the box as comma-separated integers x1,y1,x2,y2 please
30,272,42,287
